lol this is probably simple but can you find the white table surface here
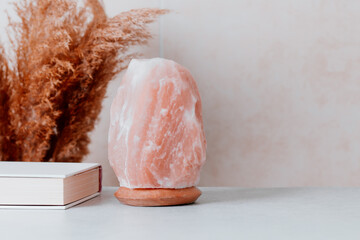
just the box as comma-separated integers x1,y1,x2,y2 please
1,187,360,240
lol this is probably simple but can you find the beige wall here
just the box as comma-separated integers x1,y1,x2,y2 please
2,1,360,187
85,0,360,187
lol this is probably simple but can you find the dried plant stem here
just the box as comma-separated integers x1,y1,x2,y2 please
0,49,16,161
0,0,167,162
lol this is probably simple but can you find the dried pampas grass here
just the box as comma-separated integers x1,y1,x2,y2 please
0,0,167,162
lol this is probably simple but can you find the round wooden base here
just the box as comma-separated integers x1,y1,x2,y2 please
114,186,202,206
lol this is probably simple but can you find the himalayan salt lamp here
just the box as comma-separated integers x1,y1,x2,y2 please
108,58,206,206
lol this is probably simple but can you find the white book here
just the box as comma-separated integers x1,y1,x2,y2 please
0,162,102,209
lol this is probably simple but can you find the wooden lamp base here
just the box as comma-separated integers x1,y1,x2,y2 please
114,186,201,206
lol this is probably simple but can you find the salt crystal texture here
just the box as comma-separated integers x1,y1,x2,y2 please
108,58,206,189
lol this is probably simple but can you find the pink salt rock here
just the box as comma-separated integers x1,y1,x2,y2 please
108,58,206,189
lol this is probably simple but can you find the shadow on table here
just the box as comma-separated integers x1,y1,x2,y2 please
75,187,311,208
198,187,307,205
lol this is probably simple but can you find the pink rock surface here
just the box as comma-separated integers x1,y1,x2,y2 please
108,58,206,189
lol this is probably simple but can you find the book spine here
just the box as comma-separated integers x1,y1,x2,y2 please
99,166,103,192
